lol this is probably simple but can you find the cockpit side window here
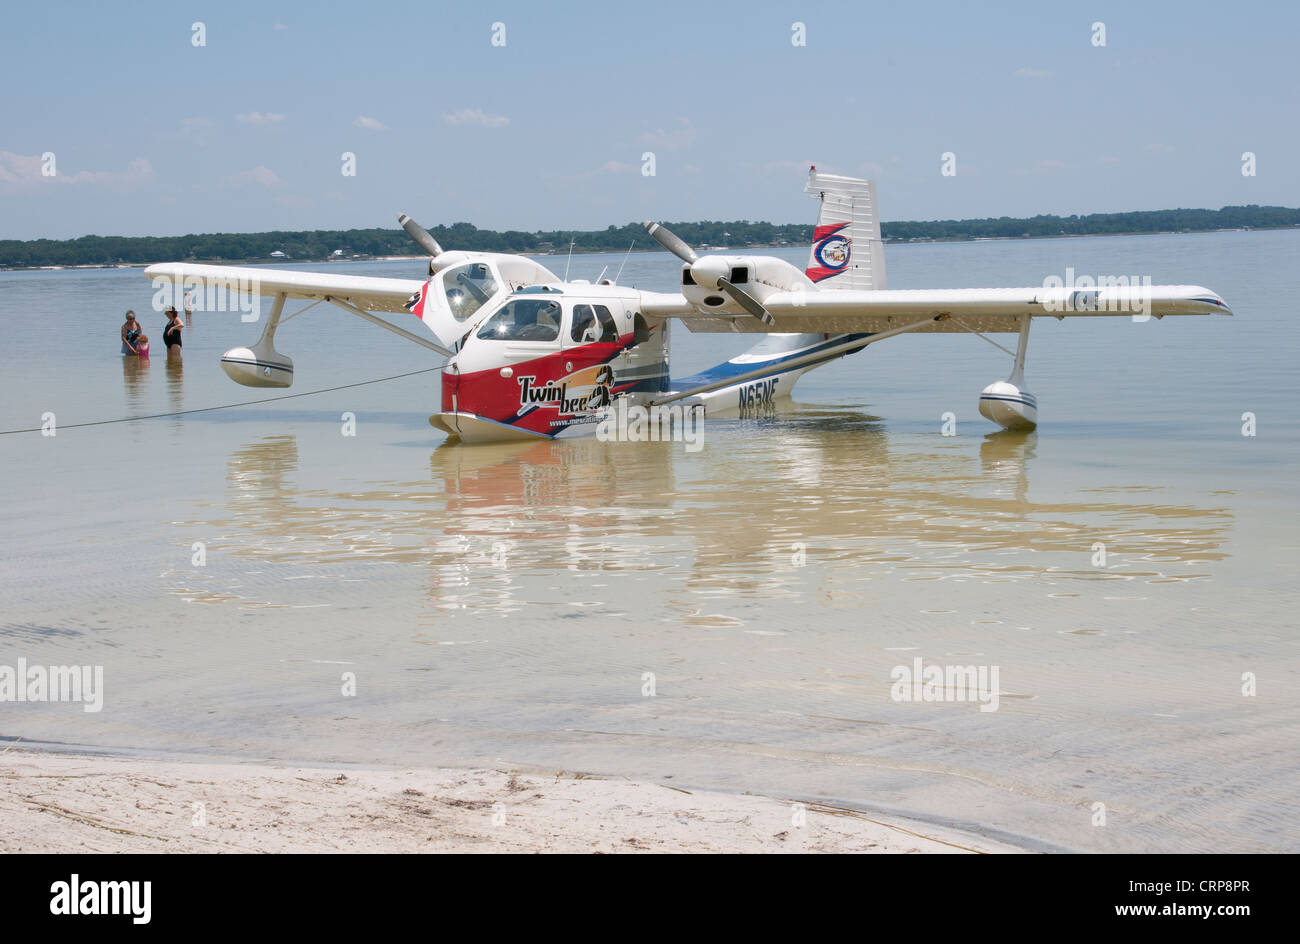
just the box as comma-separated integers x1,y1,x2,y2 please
442,262,498,322
476,298,562,342
592,305,618,343
570,304,598,343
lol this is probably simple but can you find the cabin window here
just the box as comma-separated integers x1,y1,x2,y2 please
570,304,597,342
476,297,561,342
730,266,749,283
592,305,618,342
570,303,619,343
442,262,498,321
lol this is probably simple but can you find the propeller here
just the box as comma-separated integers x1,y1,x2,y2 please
716,277,775,326
643,221,697,264
397,213,444,257
642,221,774,327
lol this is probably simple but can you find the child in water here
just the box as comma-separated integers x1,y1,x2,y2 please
135,333,151,358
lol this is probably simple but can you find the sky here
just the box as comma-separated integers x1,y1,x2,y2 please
1,0,1296,240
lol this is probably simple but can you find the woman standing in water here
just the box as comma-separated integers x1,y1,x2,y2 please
163,306,183,356
120,310,143,354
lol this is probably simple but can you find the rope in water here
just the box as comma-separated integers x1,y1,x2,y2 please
0,364,446,436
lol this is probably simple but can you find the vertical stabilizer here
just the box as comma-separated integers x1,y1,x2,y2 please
804,166,887,290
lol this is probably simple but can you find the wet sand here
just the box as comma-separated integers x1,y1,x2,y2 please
0,749,1023,853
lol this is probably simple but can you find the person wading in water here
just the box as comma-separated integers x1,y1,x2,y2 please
121,310,143,355
163,306,184,357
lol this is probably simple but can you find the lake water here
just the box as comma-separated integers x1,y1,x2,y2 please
1,230,1297,852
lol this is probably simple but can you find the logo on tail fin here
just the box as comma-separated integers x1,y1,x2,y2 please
807,222,851,282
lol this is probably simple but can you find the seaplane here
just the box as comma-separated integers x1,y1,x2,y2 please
143,167,1233,443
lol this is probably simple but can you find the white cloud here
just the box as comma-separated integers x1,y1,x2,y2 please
236,111,286,125
354,115,389,131
0,152,154,192
1014,67,1052,79
63,157,155,187
273,23,288,30
230,165,284,188
638,118,695,152
443,108,509,128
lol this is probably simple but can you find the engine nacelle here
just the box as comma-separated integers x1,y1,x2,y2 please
221,339,294,388
979,380,1037,431
681,255,807,314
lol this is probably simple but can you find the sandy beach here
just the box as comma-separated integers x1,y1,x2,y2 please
0,749,1023,854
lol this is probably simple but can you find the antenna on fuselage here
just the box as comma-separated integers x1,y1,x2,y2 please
613,240,635,285
563,238,576,281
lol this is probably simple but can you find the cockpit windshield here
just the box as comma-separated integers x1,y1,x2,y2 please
475,297,562,342
442,262,498,322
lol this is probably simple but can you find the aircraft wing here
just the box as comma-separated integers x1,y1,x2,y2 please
144,263,424,315
665,284,1232,334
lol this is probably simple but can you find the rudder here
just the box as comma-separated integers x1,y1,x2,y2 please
804,166,887,291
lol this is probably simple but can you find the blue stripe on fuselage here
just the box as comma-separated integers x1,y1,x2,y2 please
670,332,872,390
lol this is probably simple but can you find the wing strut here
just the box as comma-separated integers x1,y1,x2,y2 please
326,297,453,357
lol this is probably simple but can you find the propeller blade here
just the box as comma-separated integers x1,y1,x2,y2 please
718,278,776,327
397,213,443,257
643,221,698,264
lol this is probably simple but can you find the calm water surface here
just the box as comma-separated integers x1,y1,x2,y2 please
1,230,1297,852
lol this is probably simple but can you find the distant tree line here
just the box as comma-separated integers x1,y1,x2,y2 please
2,206,1296,268
882,205,1300,241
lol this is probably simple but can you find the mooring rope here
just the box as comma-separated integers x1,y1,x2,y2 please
0,364,445,436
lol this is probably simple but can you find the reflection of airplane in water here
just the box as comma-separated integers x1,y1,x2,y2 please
980,430,1036,504
190,422,1232,614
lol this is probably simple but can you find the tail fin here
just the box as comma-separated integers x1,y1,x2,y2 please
804,166,887,291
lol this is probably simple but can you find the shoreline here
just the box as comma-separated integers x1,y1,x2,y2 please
0,747,1028,854
2,225,1295,272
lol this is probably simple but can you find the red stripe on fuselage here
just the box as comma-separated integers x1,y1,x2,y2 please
442,338,632,435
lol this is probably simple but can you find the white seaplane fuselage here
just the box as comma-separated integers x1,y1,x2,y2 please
429,279,867,443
